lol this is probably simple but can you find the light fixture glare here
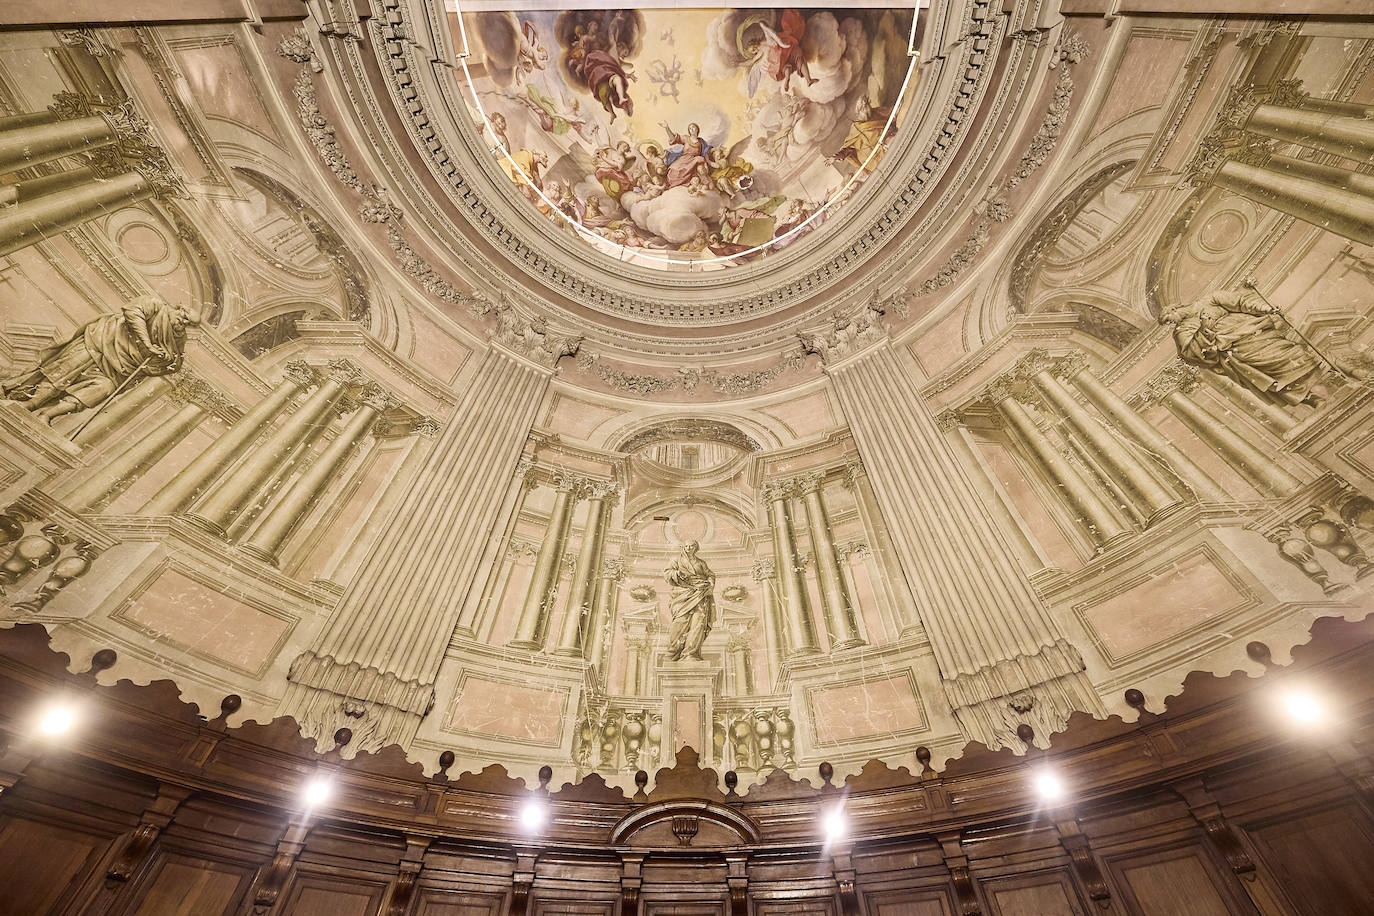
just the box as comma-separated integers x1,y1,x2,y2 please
520,799,547,832
824,805,847,842
1281,688,1326,726
38,704,75,736
1034,770,1066,803
302,777,333,808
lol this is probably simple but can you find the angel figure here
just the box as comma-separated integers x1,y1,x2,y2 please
514,20,549,85
743,9,813,97
645,57,683,102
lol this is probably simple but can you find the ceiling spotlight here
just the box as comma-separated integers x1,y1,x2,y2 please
1280,688,1327,726
38,703,75,736
520,798,548,832
302,777,333,808
823,805,847,843
1034,770,1066,803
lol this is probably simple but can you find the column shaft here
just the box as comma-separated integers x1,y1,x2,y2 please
1066,368,1229,502
586,561,622,679
1162,390,1302,496
554,489,611,656
186,372,349,536
1213,159,1374,246
1245,103,1374,163
824,343,1101,749
766,489,819,655
0,115,114,173
1034,369,1182,521
70,375,170,447
1270,153,1374,199
65,402,206,512
509,476,579,650
843,463,920,634
798,478,863,650
996,394,1132,545
939,422,1050,573
755,569,789,689
0,170,152,257
141,368,311,516
461,461,535,638
240,392,386,565
289,345,555,741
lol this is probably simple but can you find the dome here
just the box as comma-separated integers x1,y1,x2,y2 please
1,1,1374,911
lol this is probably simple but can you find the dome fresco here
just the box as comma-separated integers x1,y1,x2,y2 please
452,6,920,271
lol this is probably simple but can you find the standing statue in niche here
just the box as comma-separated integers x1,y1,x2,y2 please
1158,286,1364,408
665,540,715,661
2,296,199,424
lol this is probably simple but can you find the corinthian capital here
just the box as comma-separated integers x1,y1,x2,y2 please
356,382,394,412
327,358,365,385
933,410,963,433
798,301,888,366
760,480,794,502
795,470,826,495
587,479,621,501
750,558,776,580
552,469,589,494
1135,359,1202,407
1051,350,1090,380
487,297,582,369
281,360,317,388
1010,348,1056,381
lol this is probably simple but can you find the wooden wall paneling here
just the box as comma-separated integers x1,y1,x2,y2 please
859,886,956,916
978,869,1084,916
752,896,840,916
278,872,387,916
410,887,506,916
528,898,617,916
120,851,256,916
1102,845,1241,916
1245,803,1374,916
0,815,110,916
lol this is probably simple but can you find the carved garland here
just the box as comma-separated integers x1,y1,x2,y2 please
913,32,1091,297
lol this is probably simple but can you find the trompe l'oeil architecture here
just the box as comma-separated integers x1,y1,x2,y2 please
0,1,1373,914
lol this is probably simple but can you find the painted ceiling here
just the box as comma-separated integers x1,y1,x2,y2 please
452,6,920,271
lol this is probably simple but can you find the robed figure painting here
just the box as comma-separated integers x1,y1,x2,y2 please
665,540,715,661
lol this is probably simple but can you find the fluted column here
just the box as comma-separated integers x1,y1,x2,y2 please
801,315,1102,751
990,376,1132,546
64,377,227,512
459,456,538,638
762,481,820,656
282,327,578,752
186,359,358,537
840,459,920,634
751,559,789,688
794,471,863,651
141,361,315,516
1138,362,1303,497
933,413,1051,575
555,480,618,657
588,556,625,683
1058,356,1229,503
1025,352,1184,523
509,471,584,651
239,383,393,565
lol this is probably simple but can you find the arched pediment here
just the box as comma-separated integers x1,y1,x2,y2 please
610,799,761,849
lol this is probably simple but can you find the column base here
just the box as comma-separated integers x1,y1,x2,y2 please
506,638,546,651
787,646,822,658
181,512,229,539
236,543,281,567
1143,500,1189,528
829,638,866,653
549,646,585,658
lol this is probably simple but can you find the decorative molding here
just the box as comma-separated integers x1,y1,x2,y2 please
914,31,1090,296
